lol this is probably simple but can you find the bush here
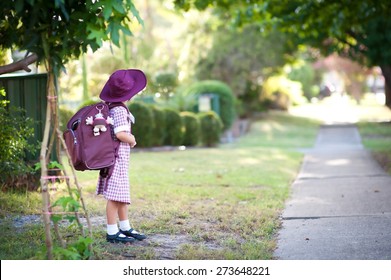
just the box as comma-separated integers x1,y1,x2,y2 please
163,108,183,146
153,71,178,99
260,75,306,110
0,106,39,190
150,105,166,147
128,101,155,147
199,111,223,147
183,80,236,130
77,97,101,110
59,106,75,132
180,112,201,146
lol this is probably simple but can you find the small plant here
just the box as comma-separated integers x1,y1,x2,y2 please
52,237,93,260
34,160,64,171
50,193,81,223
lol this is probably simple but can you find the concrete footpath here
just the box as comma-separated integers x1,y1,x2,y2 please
274,124,391,259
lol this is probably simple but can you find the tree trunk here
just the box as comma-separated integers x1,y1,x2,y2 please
380,65,391,108
40,66,55,259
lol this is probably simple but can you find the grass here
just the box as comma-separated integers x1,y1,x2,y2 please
0,110,320,260
357,121,391,174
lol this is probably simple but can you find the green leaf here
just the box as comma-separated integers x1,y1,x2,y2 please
108,22,121,46
129,1,144,25
15,0,24,13
112,0,126,14
50,214,63,223
102,5,113,20
119,24,133,37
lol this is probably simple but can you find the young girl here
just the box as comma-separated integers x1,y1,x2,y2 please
96,69,147,243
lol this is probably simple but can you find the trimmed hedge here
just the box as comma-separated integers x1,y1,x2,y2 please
128,101,155,147
183,80,236,130
180,111,201,146
163,108,183,146
199,111,223,147
150,105,166,147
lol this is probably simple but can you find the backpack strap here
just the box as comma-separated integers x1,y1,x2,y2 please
107,102,129,112
99,102,130,179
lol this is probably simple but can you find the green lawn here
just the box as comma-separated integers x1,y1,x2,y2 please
357,121,391,174
0,111,320,260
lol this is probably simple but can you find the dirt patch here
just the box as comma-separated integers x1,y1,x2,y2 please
3,214,222,260
131,233,218,260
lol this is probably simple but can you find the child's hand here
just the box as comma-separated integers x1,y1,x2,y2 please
129,134,137,148
115,132,137,148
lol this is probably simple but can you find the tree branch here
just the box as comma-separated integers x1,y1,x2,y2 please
0,53,39,75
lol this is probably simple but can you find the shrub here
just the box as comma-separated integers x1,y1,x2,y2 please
150,105,166,146
260,75,306,110
183,80,236,130
59,106,75,132
180,112,201,146
77,97,101,110
199,111,223,147
163,108,183,146
0,106,39,190
128,101,155,147
153,71,178,99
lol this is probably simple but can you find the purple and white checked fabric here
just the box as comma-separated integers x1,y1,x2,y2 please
96,106,132,204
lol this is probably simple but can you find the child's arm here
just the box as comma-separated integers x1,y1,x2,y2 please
116,132,137,148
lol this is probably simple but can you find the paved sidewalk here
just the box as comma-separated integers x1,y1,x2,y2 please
274,124,391,260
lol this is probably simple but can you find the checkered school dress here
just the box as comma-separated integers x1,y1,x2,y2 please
96,105,134,204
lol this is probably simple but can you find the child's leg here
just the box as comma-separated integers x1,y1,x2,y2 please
106,200,119,225
118,203,147,241
118,202,129,221
118,203,131,231
105,200,134,243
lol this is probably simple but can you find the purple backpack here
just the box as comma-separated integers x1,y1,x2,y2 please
63,102,127,177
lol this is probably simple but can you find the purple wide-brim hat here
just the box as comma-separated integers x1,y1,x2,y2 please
100,69,147,102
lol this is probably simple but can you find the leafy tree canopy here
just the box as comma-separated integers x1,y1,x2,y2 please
174,0,391,67
0,0,143,73
174,0,391,106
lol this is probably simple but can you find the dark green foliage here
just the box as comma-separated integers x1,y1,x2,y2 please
163,108,183,146
77,98,101,110
59,106,75,132
238,80,265,118
128,101,155,148
180,112,201,146
153,71,178,99
288,61,317,101
184,80,236,130
150,105,166,147
0,106,39,189
52,237,93,260
199,111,223,147
0,0,142,74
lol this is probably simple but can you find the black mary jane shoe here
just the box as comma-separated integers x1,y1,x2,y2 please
106,232,136,243
120,228,147,241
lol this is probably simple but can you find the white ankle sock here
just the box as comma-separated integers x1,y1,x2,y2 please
107,224,127,237
119,220,131,231
107,224,119,235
